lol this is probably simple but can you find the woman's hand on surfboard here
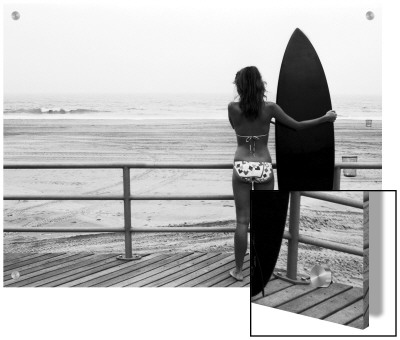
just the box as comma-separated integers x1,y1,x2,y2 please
324,110,337,122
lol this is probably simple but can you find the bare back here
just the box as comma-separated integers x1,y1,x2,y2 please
228,101,274,162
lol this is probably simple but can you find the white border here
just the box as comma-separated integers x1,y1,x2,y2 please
1,0,398,339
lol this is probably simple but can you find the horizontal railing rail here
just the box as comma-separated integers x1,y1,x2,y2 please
3,162,237,169
300,191,363,209
4,226,238,233
4,194,234,201
4,162,377,261
282,231,364,257
3,161,381,169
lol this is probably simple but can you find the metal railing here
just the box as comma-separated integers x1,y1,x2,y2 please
281,191,369,283
3,162,378,261
332,162,381,189
3,162,234,260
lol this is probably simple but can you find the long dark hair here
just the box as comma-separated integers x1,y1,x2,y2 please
233,66,267,120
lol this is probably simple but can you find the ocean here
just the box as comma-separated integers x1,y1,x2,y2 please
3,93,381,120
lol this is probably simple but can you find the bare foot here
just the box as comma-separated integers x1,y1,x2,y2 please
230,268,243,281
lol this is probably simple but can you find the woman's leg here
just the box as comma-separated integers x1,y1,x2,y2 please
230,171,251,280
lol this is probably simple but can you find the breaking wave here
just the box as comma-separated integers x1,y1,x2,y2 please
4,107,106,114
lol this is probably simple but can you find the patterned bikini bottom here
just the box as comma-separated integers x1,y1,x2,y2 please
233,161,273,186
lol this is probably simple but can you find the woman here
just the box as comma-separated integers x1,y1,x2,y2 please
228,66,337,281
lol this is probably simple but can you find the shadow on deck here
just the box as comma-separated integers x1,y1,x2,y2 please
251,271,366,329
3,252,249,288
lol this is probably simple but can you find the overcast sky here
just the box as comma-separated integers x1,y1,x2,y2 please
4,0,381,96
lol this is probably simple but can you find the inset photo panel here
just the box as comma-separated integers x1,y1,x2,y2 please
251,191,369,330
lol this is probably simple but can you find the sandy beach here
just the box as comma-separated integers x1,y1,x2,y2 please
3,119,377,286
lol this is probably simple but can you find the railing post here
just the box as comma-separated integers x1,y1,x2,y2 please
287,191,301,280
117,166,141,260
333,166,341,190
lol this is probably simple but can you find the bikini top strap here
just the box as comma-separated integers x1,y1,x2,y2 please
235,133,269,156
235,132,269,139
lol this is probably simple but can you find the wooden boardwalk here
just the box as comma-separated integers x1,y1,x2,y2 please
251,273,365,329
3,252,249,288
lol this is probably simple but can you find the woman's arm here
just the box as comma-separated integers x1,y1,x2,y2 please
228,102,235,129
272,103,336,131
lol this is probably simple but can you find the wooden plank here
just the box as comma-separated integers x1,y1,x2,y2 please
4,253,61,271
347,316,364,329
82,253,189,287
4,253,76,278
163,254,234,287
115,252,205,287
145,253,223,287
324,299,364,326
42,255,138,287
3,253,22,261
4,254,91,286
106,253,192,287
4,253,69,283
196,255,250,287
255,283,319,308
132,253,212,287
179,254,238,287
55,253,160,287
3,253,57,267
277,283,352,313
251,279,293,302
4,253,94,287
28,254,116,287
3,253,30,262
58,253,165,287
160,253,232,287
301,287,363,319
3,252,250,288
3,253,50,266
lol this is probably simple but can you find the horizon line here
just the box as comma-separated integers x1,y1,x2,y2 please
3,92,383,97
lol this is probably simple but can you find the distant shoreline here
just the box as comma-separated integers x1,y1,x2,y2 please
3,92,382,121
2,116,383,121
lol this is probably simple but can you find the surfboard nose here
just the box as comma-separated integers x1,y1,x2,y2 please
293,27,306,38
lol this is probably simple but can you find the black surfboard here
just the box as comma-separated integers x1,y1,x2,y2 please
250,191,289,297
276,28,334,190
